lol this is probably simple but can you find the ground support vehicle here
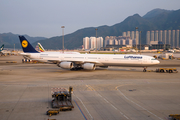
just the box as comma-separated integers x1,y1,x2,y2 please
46,87,74,116
169,114,180,120
156,68,178,73
51,87,73,109
46,109,59,116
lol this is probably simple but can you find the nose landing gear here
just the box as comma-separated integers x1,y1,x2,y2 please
143,67,147,72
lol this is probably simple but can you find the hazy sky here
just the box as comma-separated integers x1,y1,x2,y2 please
0,0,180,38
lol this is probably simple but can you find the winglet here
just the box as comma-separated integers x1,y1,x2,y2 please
19,36,39,53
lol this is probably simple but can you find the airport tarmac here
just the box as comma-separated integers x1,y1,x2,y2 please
0,55,180,120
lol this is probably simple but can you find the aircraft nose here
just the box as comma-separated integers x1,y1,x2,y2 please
156,60,160,64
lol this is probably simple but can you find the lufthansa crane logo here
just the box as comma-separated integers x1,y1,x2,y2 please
22,40,28,48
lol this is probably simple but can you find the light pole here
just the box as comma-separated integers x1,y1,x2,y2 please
139,31,142,54
135,27,138,54
95,28,98,53
61,26,65,53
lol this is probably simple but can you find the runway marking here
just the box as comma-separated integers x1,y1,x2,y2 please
111,104,117,110
103,98,109,103
116,86,163,120
86,85,93,91
74,93,94,120
74,100,87,120
85,84,129,120
86,85,95,91
7,85,28,120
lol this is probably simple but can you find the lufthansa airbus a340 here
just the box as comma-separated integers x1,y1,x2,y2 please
19,36,160,72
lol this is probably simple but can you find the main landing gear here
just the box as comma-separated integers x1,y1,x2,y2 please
70,67,83,71
143,67,147,72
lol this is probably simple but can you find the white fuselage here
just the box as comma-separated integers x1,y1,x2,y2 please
24,52,160,67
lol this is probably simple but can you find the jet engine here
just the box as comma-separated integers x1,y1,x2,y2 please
82,63,96,70
58,62,74,69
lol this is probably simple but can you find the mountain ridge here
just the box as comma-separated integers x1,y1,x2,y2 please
1,8,180,49
34,8,180,49
0,32,46,48
143,8,173,18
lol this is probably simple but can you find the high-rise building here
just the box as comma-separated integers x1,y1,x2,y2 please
105,35,133,46
172,30,175,48
114,39,118,45
176,30,179,48
163,30,167,44
83,37,103,50
109,39,114,45
159,30,163,42
118,39,121,45
151,31,154,41
132,39,136,45
105,36,110,47
146,31,150,44
97,37,103,50
89,37,96,49
155,30,158,41
126,39,133,45
145,29,179,48
121,39,126,45
122,32,126,37
131,31,135,40
127,31,130,37
135,31,139,44
83,37,89,49
167,30,171,45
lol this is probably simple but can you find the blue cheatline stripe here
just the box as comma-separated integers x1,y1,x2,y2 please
74,100,87,120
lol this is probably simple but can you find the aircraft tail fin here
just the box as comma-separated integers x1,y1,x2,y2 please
0,44,4,51
38,43,45,52
19,36,39,53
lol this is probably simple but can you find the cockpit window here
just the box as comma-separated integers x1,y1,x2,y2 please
151,58,156,60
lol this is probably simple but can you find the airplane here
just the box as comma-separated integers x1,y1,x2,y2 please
37,42,80,54
167,49,175,53
0,44,5,55
0,44,16,56
19,36,160,72
38,43,45,52
0,44,4,52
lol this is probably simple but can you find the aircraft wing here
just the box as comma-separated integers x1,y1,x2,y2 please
61,59,101,65
48,60,61,63
28,59,100,65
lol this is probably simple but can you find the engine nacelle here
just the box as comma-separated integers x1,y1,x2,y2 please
82,63,96,70
58,62,74,69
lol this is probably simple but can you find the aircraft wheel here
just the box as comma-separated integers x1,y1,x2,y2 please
160,69,164,73
71,67,79,71
70,68,75,71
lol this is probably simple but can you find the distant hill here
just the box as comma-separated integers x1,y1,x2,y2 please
0,33,46,48
145,9,180,30
33,8,180,49
143,8,173,18
1,8,180,50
